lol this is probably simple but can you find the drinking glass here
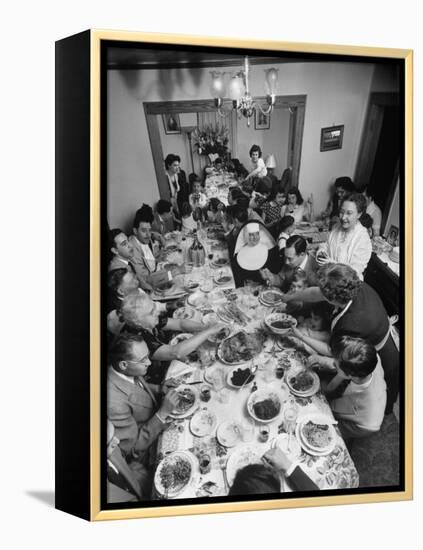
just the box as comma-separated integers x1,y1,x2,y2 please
283,403,299,434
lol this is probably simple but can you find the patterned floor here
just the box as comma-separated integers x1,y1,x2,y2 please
348,413,400,487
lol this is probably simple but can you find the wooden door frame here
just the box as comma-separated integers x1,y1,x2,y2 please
143,94,306,199
354,92,400,189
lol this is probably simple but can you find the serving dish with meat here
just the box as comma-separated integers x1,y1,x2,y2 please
247,389,287,423
217,331,263,365
286,368,320,397
227,366,255,388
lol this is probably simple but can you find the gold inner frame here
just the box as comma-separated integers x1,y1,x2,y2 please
90,29,413,521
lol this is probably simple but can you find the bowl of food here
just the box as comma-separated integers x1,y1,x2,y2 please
212,257,229,268
184,281,200,292
247,389,285,423
286,368,320,397
213,273,232,286
227,366,256,388
154,451,197,497
217,331,263,365
264,313,297,335
259,288,284,307
168,384,199,418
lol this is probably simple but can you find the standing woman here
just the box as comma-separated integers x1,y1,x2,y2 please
280,188,310,224
316,193,372,280
291,264,399,415
245,144,267,184
164,154,189,215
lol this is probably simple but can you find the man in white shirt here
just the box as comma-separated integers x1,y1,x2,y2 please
363,186,382,236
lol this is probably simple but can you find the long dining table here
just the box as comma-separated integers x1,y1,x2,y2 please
152,228,359,499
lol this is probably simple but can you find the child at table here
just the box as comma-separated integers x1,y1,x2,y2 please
180,202,197,233
325,335,387,439
295,301,332,344
206,198,226,224
189,175,208,210
285,268,309,317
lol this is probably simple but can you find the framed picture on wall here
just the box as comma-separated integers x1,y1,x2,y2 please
320,124,344,151
255,109,271,130
162,113,181,134
56,29,413,522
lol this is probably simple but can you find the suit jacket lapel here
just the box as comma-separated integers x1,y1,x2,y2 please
110,447,142,499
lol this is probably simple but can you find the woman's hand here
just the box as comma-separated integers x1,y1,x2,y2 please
260,268,278,287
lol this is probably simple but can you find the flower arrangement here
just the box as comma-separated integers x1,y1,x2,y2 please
192,124,229,157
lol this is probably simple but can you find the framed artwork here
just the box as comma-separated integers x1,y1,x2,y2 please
320,125,344,151
162,113,181,134
55,29,413,522
254,110,271,130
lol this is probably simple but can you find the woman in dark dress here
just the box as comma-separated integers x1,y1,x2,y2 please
288,263,399,413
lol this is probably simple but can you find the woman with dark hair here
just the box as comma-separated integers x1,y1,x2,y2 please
164,153,189,213
323,176,355,222
245,144,267,182
151,199,176,235
206,197,225,224
288,263,399,414
316,193,372,279
281,187,310,224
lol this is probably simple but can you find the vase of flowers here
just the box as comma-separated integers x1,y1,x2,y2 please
192,124,229,159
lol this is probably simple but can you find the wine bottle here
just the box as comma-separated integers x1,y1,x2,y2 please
189,230,205,267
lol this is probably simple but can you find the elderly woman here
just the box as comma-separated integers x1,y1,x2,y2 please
233,221,281,286
316,193,372,280
120,292,223,380
288,263,399,414
280,187,310,224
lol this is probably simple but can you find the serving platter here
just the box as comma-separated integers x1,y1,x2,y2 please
154,450,198,498
296,417,337,456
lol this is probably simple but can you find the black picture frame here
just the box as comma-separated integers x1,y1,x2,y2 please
254,109,271,130
320,124,344,151
55,29,412,522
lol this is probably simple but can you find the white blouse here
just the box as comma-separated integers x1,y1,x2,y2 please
324,221,372,279
250,157,267,178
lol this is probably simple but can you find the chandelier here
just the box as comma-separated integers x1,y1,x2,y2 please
210,56,278,127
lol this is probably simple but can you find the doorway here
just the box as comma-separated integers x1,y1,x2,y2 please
143,95,306,200
354,92,400,232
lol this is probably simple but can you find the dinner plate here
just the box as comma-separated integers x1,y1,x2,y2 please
211,258,229,268
286,368,320,397
173,306,196,320
154,450,198,498
203,365,225,387
225,444,265,486
186,291,209,308
216,420,244,447
259,288,284,306
168,384,200,419
296,418,336,456
213,273,232,286
237,243,268,271
190,408,217,437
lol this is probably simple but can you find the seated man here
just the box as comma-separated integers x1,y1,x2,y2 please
107,419,148,503
107,333,179,461
322,335,387,439
261,235,318,292
151,199,177,236
120,291,223,382
108,228,136,273
129,204,178,292
229,447,318,496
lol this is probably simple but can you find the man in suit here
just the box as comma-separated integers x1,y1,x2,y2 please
261,235,318,291
129,205,174,292
108,228,136,273
107,419,146,503
107,332,179,461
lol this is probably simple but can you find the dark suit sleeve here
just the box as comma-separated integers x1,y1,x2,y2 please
287,466,319,492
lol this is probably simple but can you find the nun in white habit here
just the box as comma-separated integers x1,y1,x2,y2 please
233,221,282,286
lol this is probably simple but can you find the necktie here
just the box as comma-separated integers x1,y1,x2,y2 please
135,375,157,407
326,378,352,401
128,261,136,273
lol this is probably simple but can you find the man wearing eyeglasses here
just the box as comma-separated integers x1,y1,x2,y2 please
120,291,224,383
107,333,180,462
